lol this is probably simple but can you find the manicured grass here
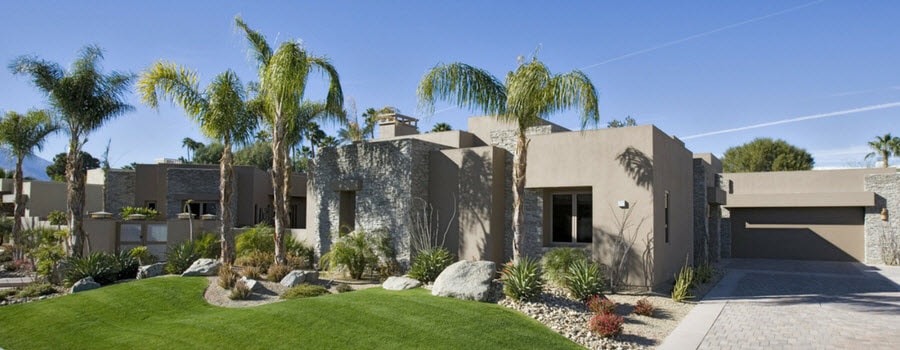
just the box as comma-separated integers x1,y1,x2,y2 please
0,277,581,349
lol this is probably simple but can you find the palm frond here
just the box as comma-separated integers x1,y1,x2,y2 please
417,63,506,117
260,41,310,124
307,56,344,116
8,57,64,93
234,16,273,72
543,70,599,128
205,70,255,145
138,61,205,115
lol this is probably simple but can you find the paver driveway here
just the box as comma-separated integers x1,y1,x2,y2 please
660,259,900,350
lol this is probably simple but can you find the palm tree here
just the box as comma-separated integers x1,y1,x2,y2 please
236,17,344,265
182,137,202,162
418,57,599,262
139,61,256,264
10,45,134,257
0,110,59,258
865,134,900,168
430,122,453,132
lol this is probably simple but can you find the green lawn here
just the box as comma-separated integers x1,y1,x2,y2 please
0,277,581,350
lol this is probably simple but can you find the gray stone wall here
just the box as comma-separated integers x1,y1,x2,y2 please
312,139,445,266
864,173,900,264
165,168,223,219
104,170,135,217
719,208,732,259
490,126,554,261
692,159,709,265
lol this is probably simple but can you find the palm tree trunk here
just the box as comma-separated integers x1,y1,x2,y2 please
511,131,530,263
11,156,26,260
66,141,86,257
883,151,890,168
271,120,288,266
220,138,236,264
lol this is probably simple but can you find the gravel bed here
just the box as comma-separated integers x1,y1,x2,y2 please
499,287,694,350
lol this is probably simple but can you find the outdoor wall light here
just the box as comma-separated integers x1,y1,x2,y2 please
881,207,888,221
617,200,629,209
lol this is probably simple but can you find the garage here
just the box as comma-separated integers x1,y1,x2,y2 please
730,207,864,262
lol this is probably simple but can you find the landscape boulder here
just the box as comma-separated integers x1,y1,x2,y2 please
240,276,259,291
70,277,101,293
280,270,319,287
431,260,496,302
137,263,166,279
181,259,221,276
382,276,421,291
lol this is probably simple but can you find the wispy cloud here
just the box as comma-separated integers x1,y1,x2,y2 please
580,0,824,70
433,106,456,115
682,101,900,140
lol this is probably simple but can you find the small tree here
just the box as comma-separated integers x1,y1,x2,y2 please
722,138,814,172
865,134,900,168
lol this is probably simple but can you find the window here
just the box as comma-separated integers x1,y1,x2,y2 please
551,193,592,243
145,201,157,210
664,191,670,243
339,191,356,234
184,201,217,216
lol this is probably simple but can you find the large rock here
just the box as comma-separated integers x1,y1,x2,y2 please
240,276,259,291
181,258,221,276
137,263,166,279
70,277,101,293
382,276,421,291
432,260,496,302
280,270,319,287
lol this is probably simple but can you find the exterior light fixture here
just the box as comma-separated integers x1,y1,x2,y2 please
881,207,889,221
617,200,629,209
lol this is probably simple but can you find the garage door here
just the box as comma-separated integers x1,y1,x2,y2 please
731,207,864,262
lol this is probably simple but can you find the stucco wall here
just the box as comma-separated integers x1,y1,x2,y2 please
651,130,694,287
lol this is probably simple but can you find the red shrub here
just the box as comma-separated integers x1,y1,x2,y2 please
634,297,654,317
586,294,616,315
588,313,624,338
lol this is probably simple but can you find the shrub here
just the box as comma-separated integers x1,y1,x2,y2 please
501,257,544,302
335,283,353,293
0,289,16,301
285,236,315,268
120,206,160,220
241,266,262,280
129,246,158,266
541,247,589,287
64,252,118,285
165,241,200,275
111,250,139,281
586,295,616,315
408,247,454,284
228,280,253,300
234,251,273,271
218,264,239,289
566,259,604,301
671,263,694,302
695,263,714,285
588,313,624,338
281,283,330,299
193,232,221,259
33,243,65,278
15,283,57,299
285,255,307,270
634,298,654,317
47,210,67,226
267,264,292,282
319,230,388,280
235,224,275,256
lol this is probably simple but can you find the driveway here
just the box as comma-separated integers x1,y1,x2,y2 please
660,259,900,350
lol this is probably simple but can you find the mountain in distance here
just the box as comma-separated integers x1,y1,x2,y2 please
0,148,52,181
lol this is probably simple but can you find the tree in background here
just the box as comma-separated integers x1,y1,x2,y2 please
418,56,599,262
139,62,256,264
46,152,100,182
722,138,814,172
865,133,900,168
236,17,344,265
182,137,202,162
430,123,453,132
607,116,636,128
11,45,134,257
0,110,59,257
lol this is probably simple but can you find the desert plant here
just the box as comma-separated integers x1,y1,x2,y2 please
128,246,158,266
228,279,253,300
111,250,139,281
586,295,616,315
335,283,353,293
566,259,605,301
410,197,456,254
672,261,694,302
193,232,221,259
234,250,274,271
120,206,160,220
15,283,57,299
879,223,900,266
218,264,239,289
695,263,714,285
47,210,67,227
285,237,315,268
0,289,16,301
267,264,292,282
540,247,589,288
319,229,387,280
281,283,330,299
408,247,454,284
64,252,118,285
633,298,654,317
241,266,262,280
165,241,199,275
235,224,275,257
501,257,544,302
32,241,65,278
606,204,644,293
588,313,624,338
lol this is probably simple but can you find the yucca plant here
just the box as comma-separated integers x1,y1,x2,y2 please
540,247,589,287
64,252,117,285
501,257,544,302
408,247,454,284
566,259,604,301
111,250,139,281
671,262,694,302
165,241,200,274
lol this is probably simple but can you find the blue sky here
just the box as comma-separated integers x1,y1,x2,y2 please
1,0,898,168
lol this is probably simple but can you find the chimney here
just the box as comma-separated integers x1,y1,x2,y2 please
377,112,419,139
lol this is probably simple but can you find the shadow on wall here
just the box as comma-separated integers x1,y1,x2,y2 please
457,149,492,261
596,204,650,290
616,146,653,189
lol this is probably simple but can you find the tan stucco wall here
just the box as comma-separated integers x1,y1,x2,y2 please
467,116,569,146
723,168,895,195
376,130,479,149
651,131,695,287
20,181,102,218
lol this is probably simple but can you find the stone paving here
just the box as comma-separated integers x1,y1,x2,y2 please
661,259,900,350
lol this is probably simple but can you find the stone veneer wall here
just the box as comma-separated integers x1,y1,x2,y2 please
490,126,554,261
718,176,732,259
165,168,225,219
311,139,443,266
864,173,900,264
104,170,135,217
692,159,709,265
